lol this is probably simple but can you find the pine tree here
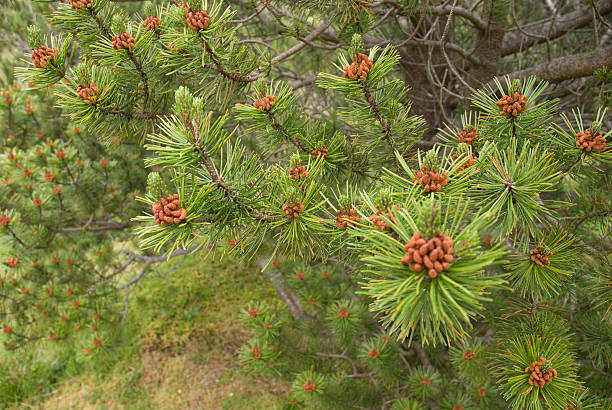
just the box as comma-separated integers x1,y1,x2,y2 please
3,0,612,408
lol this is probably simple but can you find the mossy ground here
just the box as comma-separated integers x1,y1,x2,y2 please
0,252,288,409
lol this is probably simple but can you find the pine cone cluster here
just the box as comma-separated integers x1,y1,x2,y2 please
336,208,360,229
77,81,99,104
369,207,396,231
452,404,464,410
289,165,308,181
343,53,373,80
576,128,607,152
495,92,527,117
253,95,276,111
6,257,19,268
312,145,329,159
401,231,454,278
282,199,305,219
368,348,380,359
457,126,479,145
250,347,262,359
414,164,448,192
452,154,477,173
186,7,211,31
530,246,552,267
31,46,58,68
143,15,161,32
112,32,135,50
462,350,476,359
302,380,316,392
525,355,557,387
0,214,10,226
248,307,259,318
69,0,92,10
337,307,349,319
152,194,187,226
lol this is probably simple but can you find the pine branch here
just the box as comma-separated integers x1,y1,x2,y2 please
265,110,307,152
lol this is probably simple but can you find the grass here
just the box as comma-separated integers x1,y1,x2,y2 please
1,252,289,409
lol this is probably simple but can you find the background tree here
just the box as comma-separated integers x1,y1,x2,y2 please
1,0,612,409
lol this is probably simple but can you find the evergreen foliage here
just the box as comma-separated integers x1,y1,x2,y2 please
1,0,612,408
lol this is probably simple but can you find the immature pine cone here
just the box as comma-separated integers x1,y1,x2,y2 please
0,214,10,226
143,15,161,32
6,257,19,268
452,154,477,174
250,347,262,359
336,208,360,230
70,0,92,10
289,165,308,181
369,206,397,231
401,231,454,278
343,53,373,80
302,380,316,392
112,32,135,50
282,199,305,219
462,350,476,359
77,81,99,104
186,8,211,31
414,164,448,193
495,92,527,117
31,46,58,68
525,355,557,388
312,145,329,159
152,194,187,226
576,128,607,153
529,246,552,267
253,95,276,111
457,126,479,145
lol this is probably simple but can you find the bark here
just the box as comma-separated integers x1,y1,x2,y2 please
257,258,307,320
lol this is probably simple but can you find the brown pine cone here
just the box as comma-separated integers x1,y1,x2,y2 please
152,193,187,226
253,95,276,111
70,0,92,10
495,92,527,117
369,206,397,231
462,349,476,359
312,144,329,159
336,208,360,229
452,154,477,174
77,81,99,104
186,8,211,31
282,199,305,219
112,32,136,50
576,128,607,153
529,246,552,267
289,165,308,181
143,15,161,32
31,46,58,68
302,380,316,392
343,53,374,80
0,214,10,226
524,355,557,387
6,257,19,268
414,163,448,192
457,126,479,145
400,231,454,278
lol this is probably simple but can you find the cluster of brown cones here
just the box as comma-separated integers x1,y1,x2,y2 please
529,246,552,267
311,145,328,159
152,194,187,226
184,6,211,31
400,231,454,278
343,53,373,80
457,126,479,145
112,32,135,50
452,154,477,174
282,200,305,219
289,165,308,181
495,92,527,117
336,208,360,230
70,0,92,10
77,81,99,104
253,95,276,111
31,46,58,69
414,164,448,193
576,128,607,153
143,15,161,32
525,355,557,387
369,207,396,231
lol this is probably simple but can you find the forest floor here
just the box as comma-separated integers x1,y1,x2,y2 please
2,253,288,409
